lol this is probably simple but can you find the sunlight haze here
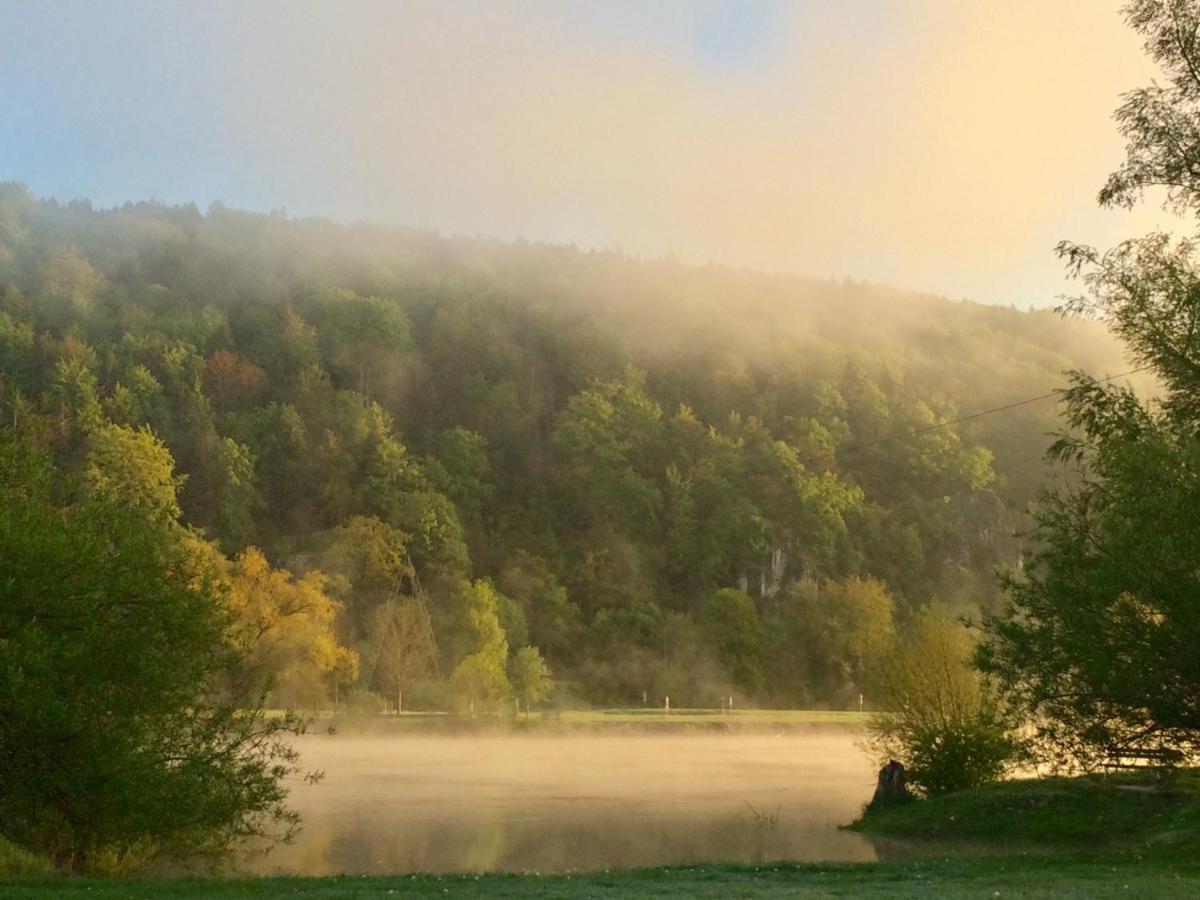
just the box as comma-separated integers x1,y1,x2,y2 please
0,0,1171,305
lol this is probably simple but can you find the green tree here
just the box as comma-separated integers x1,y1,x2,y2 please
84,422,184,522
448,580,512,710
700,588,765,695
767,576,895,707
496,550,579,661
0,435,300,870
981,0,1200,767
509,646,553,710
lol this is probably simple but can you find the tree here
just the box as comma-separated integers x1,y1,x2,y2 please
208,545,358,708
201,350,266,416
84,422,184,522
497,550,579,662
0,435,300,870
700,588,765,694
551,369,664,539
869,609,1018,796
981,0,1200,767
509,646,553,710
766,576,895,707
448,580,512,711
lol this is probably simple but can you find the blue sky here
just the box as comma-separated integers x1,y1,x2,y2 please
0,0,1170,306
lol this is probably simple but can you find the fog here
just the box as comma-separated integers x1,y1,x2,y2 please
240,730,878,875
0,0,1174,306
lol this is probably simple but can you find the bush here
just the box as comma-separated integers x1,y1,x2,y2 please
867,607,1021,796
0,436,300,871
0,835,53,876
343,689,388,717
895,711,1020,797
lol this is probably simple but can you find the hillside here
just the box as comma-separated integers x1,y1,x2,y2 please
0,184,1136,708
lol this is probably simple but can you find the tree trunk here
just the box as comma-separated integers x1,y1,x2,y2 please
868,759,909,809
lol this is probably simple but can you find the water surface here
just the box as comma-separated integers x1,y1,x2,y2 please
243,728,879,875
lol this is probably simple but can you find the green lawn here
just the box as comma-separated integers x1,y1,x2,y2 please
5,856,1199,898
553,708,868,726
851,771,1200,851
317,707,870,731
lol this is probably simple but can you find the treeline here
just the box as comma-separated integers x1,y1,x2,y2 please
0,184,1132,709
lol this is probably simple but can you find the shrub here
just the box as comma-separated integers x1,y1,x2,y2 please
343,689,388,718
867,607,1021,796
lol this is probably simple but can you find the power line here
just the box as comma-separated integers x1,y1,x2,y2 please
846,365,1154,453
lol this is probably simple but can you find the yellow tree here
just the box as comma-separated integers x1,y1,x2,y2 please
215,546,358,708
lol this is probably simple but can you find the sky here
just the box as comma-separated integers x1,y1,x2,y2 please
0,0,1181,306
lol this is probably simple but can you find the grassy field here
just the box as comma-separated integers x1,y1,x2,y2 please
5,855,1200,898
319,707,870,732
851,771,1200,851
552,708,868,726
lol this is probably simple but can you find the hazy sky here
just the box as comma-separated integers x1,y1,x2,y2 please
0,0,1180,306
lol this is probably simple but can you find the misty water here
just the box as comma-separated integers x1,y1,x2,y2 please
240,727,881,875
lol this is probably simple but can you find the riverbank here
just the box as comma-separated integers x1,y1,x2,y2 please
324,707,869,734
850,771,1200,852
5,854,1200,898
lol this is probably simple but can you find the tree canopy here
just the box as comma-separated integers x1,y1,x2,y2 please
0,176,1137,708
981,0,1200,767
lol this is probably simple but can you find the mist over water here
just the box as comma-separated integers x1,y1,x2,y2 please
240,728,878,875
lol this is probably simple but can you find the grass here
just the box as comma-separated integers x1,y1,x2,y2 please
850,771,1200,852
4,856,1200,898
316,707,870,733
553,708,868,726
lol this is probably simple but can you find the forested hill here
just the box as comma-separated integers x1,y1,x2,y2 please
0,184,1134,708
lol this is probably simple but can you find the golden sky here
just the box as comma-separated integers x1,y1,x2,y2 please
0,0,1179,305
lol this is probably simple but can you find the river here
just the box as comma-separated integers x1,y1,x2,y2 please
239,727,879,875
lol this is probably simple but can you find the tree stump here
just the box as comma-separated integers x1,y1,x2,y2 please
869,759,909,809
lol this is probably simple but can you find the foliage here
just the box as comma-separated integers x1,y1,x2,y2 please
509,646,554,708
700,589,765,694
765,576,895,707
0,435,301,870
981,0,1200,768
448,580,512,710
342,689,388,719
0,179,1136,707
83,421,184,521
869,610,1019,796
212,545,359,708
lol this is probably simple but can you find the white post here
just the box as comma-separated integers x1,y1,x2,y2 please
665,695,670,712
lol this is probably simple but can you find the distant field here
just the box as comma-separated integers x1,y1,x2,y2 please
555,708,868,725
310,708,871,730
6,855,1200,899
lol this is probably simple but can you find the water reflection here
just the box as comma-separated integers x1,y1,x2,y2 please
238,729,879,875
